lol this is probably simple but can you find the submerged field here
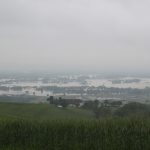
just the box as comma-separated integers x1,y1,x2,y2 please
0,103,150,150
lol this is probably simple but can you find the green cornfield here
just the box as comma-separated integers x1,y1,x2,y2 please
0,118,150,150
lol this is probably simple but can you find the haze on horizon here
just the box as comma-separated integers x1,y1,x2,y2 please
0,0,150,73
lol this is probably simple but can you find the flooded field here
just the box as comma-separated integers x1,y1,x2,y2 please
87,77,150,89
0,75,150,96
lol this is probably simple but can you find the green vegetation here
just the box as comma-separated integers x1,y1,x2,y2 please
0,118,150,150
0,103,94,120
115,102,150,117
0,102,150,150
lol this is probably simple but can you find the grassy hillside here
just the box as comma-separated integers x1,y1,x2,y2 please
0,102,94,120
0,103,150,150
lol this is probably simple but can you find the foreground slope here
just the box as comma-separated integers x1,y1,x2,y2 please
0,102,94,120
0,103,150,150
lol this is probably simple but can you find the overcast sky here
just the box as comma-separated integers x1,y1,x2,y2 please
0,0,150,73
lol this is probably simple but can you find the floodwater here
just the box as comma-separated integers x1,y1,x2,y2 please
0,77,150,96
86,78,150,89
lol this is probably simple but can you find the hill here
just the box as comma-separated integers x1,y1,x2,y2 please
0,103,150,150
0,102,94,120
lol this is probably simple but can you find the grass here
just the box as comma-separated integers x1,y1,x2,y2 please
0,103,150,150
0,102,94,120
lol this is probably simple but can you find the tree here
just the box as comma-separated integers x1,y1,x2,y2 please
83,100,99,110
59,97,67,108
47,96,54,104
114,102,150,117
93,106,112,118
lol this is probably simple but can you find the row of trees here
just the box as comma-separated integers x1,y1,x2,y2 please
93,102,150,118
47,96,68,107
47,96,150,118
80,100,150,118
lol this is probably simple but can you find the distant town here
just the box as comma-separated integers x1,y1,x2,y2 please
0,72,150,105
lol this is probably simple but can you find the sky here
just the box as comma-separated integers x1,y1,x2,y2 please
0,0,150,73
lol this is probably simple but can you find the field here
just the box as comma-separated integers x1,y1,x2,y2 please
0,103,150,150
0,102,94,120
0,118,150,150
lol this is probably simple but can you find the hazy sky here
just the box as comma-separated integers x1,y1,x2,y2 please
0,0,150,72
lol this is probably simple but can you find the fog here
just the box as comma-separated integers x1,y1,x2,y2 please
0,0,150,73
